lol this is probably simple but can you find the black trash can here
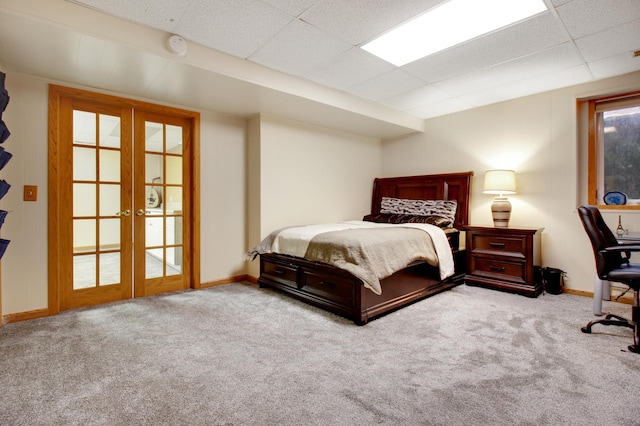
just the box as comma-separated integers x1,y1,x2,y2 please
541,267,564,295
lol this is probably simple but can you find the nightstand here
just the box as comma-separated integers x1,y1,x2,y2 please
465,225,543,297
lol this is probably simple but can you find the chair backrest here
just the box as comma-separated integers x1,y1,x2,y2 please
577,205,624,279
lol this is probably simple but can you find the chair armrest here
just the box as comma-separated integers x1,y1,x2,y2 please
602,245,640,253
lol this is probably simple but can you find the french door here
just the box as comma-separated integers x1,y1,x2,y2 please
48,86,200,311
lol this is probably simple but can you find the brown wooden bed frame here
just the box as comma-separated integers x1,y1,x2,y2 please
257,171,474,325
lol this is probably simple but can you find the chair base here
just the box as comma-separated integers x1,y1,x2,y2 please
582,312,640,354
581,313,634,333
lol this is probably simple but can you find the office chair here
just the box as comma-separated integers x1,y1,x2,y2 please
577,205,640,354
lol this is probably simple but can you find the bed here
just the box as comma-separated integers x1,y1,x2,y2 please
250,171,473,325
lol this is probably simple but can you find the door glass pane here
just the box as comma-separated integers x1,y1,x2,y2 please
166,156,182,185
73,147,96,181
100,149,121,182
146,248,164,278
145,184,162,211
165,186,182,212
166,124,182,154
99,114,121,148
99,252,120,285
166,216,182,245
146,216,163,247
73,219,96,253
145,122,164,153
166,247,182,276
145,153,164,184
100,218,120,250
99,184,121,217
73,183,96,216
73,110,96,146
74,254,96,289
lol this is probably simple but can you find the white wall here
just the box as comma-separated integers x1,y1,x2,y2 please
381,70,640,294
247,114,382,277
0,71,248,315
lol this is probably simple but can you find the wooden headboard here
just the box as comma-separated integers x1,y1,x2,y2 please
370,171,474,230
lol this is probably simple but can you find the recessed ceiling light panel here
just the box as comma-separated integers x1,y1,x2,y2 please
362,0,548,66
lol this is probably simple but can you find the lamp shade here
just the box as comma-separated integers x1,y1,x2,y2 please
483,170,516,195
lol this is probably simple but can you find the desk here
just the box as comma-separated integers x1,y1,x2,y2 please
593,232,640,315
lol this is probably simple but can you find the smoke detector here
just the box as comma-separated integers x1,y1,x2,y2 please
167,35,187,56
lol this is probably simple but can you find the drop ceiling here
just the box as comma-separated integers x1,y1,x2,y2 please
0,0,639,139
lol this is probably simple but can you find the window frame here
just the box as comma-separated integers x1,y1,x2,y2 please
585,90,640,210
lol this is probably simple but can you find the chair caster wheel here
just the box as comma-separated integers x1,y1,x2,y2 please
581,326,591,334
628,345,640,354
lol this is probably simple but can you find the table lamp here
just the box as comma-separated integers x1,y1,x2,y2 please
483,170,516,227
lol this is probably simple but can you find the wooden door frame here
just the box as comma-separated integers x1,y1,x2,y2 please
48,85,201,315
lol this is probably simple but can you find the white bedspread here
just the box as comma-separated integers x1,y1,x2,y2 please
249,220,454,295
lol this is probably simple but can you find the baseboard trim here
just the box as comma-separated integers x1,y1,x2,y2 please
200,274,253,288
4,308,52,324
2,275,261,325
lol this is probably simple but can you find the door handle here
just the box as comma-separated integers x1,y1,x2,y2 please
115,209,131,217
136,209,146,216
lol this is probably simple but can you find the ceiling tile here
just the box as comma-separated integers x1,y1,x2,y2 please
433,42,584,96
250,19,352,76
403,11,570,84
406,97,473,119
556,0,640,39
460,65,593,107
346,69,425,101
68,0,194,32
304,48,395,90
588,52,640,79
299,0,442,45
174,0,293,58
381,85,452,111
575,18,640,61
262,0,318,16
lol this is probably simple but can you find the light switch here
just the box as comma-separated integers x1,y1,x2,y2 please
24,185,37,201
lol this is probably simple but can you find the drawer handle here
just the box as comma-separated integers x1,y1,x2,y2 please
489,242,506,248
273,269,285,275
489,265,506,272
319,281,335,288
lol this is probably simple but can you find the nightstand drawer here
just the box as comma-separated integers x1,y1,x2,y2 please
470,257,526,283
465,226,543,297
301,269,355,306
471,234,526,257
262,259,298,288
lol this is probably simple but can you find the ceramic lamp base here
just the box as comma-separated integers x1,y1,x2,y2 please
491,197,512,227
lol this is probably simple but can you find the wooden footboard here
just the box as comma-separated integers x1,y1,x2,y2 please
258,251,465,325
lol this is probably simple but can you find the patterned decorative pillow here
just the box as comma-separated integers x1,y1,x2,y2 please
363,213,454,228
380,197,457,224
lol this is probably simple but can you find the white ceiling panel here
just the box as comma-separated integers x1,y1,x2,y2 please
381,85,452,111
346,69,426,102
432,43,585,97
66,0,194,32
575,19,640,62
588,51,640,80
299,0,443,45
555,0,640,39
403,11,571,84
262,0,317,16
406,97,473,120
0,0,638,138
249,18,351,76
460,65,594,108
305,47,395,90
173,0,293,58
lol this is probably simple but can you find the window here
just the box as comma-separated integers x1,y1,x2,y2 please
586,91,640,209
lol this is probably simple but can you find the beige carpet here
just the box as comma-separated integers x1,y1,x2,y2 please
0,282,639,425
